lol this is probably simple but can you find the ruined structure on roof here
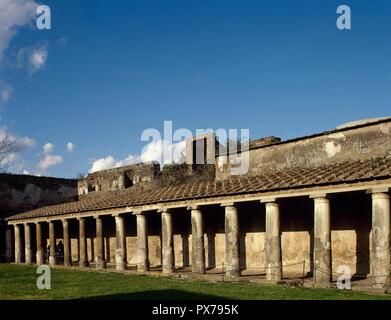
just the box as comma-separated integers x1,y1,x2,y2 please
4,118,391,289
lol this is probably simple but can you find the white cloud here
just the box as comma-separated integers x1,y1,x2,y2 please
35,142,62,175
0,127,35,149
0,0,37,59
0,82,13,102
43,142,54,154
29,44,48,71
0,127,35,172
37,153,62,172
0,152,19,167
89,140,186,173
0,1,46,107
17,42,48,73
89,156,117,173
66,142,74,153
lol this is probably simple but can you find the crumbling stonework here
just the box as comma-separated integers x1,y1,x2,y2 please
216,119,391,180
78,162,160,197
0,174,77,262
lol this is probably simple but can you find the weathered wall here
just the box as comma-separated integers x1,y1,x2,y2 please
0,174,77,262
216,120,391,179
78,162,160,197
0,174,77,217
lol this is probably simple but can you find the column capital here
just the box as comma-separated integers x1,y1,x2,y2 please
187,205,201,211
260,198,277,204
366,187,390,195
158,207,172,214
310,193,329,199
221,202,236,207
133,209,145,215
112,213,126,217
371,192,390,200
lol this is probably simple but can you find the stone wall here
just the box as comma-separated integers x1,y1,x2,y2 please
0,174,77,262
216,119,391,179
78,162,161,197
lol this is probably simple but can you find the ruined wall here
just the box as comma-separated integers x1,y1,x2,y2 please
0,174,77,262
78,162,160,197
0,174,77,218
216,120,391,179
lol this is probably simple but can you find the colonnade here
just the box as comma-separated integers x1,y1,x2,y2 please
10,191,391,288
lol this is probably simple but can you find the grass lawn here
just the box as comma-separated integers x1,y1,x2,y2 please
0,264,390,300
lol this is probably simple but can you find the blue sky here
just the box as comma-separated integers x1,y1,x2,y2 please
0,0,390,178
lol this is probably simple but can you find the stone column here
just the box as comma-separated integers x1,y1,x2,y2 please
136,213,149,272
181,234,190,268
370,192,390,288
114,215,127,270
14,224,22,264
312,196,331,288
5,226,13,263
36,222,44,265
49,221,57,266
189,206,205,274
263,200,282,281
78,217,88,268
222,203,240,277
62,219,71,267
24,224,32,265
161,209,174,274
95,216,106,269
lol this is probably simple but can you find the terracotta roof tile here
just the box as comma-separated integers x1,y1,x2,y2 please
6,156,391,221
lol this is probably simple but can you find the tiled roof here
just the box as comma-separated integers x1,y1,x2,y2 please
7,156,391,221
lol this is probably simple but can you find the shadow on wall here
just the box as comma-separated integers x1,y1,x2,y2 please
76,289,227,300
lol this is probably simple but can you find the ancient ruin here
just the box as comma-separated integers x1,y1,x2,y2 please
3,118,391,289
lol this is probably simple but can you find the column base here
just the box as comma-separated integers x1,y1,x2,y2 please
266,275,282,282
226,270,240,277
372,276,389,289
191,267,206,275
163,266,174,274
96,260,106,270
49,257,57,266
79,260,89,268
314,268,331,288
116,262,127,271
137,262,149,272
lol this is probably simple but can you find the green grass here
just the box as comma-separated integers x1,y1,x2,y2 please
0,264,390,300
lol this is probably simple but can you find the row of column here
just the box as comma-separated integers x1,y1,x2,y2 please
12,191,390,288
14,216,106,269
